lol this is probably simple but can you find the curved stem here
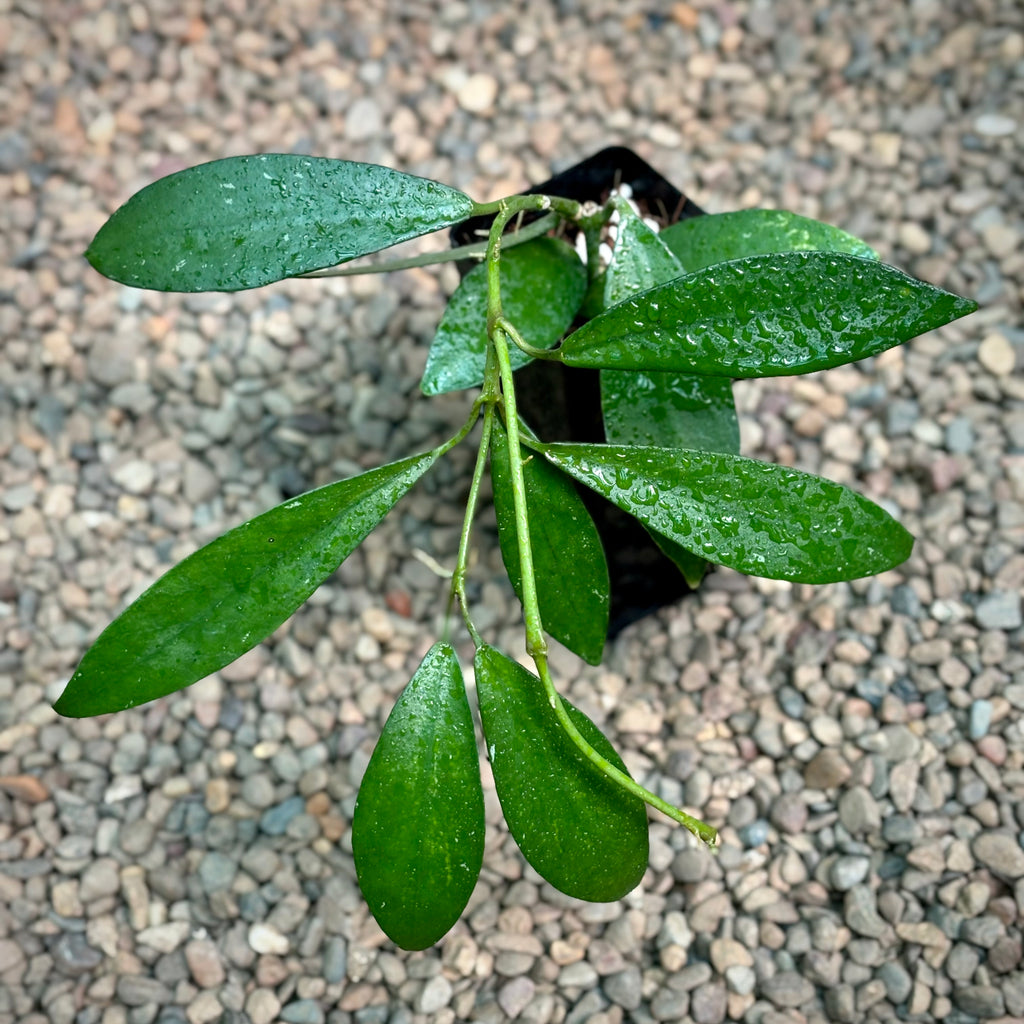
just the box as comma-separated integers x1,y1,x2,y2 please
484,196,565,659
534,653,717,844
495,315,556,361
448,405,493,646
481,197,716,844
300,212,561,279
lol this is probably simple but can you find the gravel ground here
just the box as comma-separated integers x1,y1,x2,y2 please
2,2,1023,1023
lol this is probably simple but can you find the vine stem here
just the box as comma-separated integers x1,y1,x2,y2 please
447,403,493,646
482,193,717,847
300,211,559,279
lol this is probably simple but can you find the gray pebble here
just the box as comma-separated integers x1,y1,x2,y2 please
954,984,1005,1018
975,591,1023,630
876,961,912,1003
961,915,1005,948
845,886,889,939
689,981,727,1024
241,774,276,810
198,851,237,892
761,970,815,1008
972,831,1024,880
649,987,689,1021
51,933,103,976
838,787,881,833
260,795,306,836
830,855,871,891
280,1000,325,1024
824,983,857,1023
604,967,642,1010
947,942,981,982
739,820,770,847
116,976,173,1006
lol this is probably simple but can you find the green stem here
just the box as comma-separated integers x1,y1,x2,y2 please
534,653,717,844
300,212,560,279
480,196,716,845
495,315,556,363
484,196,568,659
448,405,493,646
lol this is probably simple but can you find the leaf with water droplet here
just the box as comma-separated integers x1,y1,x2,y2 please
474,645,648,901
353,642,484,950
490,419,609,664
599,205,740,584
421,237,586,395
540,442,914,584
53,450,441,717
87,155,476,291
599,207,740,453
558,252,978,377
660,208,879,271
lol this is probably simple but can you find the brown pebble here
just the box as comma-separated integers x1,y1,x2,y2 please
0,775,49,803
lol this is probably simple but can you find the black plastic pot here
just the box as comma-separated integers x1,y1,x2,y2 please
452,148,707,638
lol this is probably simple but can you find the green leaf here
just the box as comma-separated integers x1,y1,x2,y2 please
600,207,739,586
601,371,739,453
474,645,648,902
599,209,740,455
540,443,914,584
352,642,484,950
421,237,586,395
490,419,609,665
648,531,708,589
603,202,685,307
54,451,439,717
660,208,879,271
558,252,978,378
86,155,475,292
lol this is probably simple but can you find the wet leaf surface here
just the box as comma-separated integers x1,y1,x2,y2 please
490,419,609,664
559,252,978,377
541,443,914,584
421,237,586,395
353,642,484,950
660,208,879,271
475,645,648,902
54,451,439,717
87,155,475,291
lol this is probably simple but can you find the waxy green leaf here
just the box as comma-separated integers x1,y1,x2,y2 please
475,645,648,902
541,443,913,584
600,208,740,455
54,451,439,717
490,419,609,664
352,642,484,950
87,155,475,292
421,237,587,395
603,202,685,308
558,252,978,378
600,206,739,587
660,208,879,271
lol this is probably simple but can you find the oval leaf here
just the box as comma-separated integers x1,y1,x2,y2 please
490,419,609,664
474,645,648,902
660,208,880,271
352,642,484,950
541,443,914,584
87,155,476,292
602,371,739,453
603,201,685,307
421,237,586,395
54,451,439,717
599,208,740,456
600,207,739,586
558,252,978,378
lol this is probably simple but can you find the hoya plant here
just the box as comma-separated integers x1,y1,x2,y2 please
57,154,975,949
